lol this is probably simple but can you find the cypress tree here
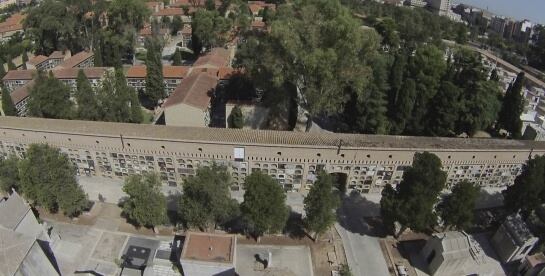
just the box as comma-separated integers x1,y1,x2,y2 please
2,85,17,116
75,69,100,120
144,38,165,105
498,72,525,138
172,48,182,66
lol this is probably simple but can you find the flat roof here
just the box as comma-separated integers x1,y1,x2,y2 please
0,117,545,150
181,232,235,264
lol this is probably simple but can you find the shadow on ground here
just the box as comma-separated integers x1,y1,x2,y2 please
336,191,386,237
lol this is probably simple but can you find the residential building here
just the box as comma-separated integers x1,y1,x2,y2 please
492,214,538,263
126,65,190,95
51,67,110,91
180,232,236,276
420,231,485,276
152,8,190,23
518,253,545,276
248,1,276,19
58,51,94,69
2,69,35,92
163,71,218,127
0,12,25,41
514,20,535,43
0,116,544,192
428,0,451,16
0,190,48,240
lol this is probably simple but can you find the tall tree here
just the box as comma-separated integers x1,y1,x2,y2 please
490,68,499,82
179,164,239,231
27,71,74,119
122,172,167,228
19,144,88,217
439,181,480,230
170,15,183,35
380,152,446,233
191,9,232,54
0,155,20,193
228,105,244,128
172,48,182,66
303,172,339,241
457,80,502,136
98,70,143,123
498,72,525,138
504,156,545,217
391,78,416,134
426,81,462,137
2,85,17,116
75,69,100,120
144,37,165,105
241,172,289,241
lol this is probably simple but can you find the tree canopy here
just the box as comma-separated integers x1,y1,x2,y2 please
439,181,480,230
122,172,167,227
191,9,232,54
19,144,88,217
27,71,74,119
75,69,101,120
144,37,166,105
228,105,244,128
179,164,239,231
504,155,545,217
303,172,339,240
0,155,20,193
498,72,525,138
241,172,289,239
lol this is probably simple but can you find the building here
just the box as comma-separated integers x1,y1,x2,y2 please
247,1,276,20
514,20,534,43
179,25,192,48
180,232,236,276
9,80,34,116
126,65,190,95
491,214,538,263
0,190,48,240
420,231,485,276
51,67,110,91
163,71,218,127
193,47,232,69
137,24,171,46
26,51,68,71
2,69,35,92
58,51,94,69
0,117,544,193
428,0,451,16
518,253,545,276
145,1,164,13
407,0,427,8
0,12,25,41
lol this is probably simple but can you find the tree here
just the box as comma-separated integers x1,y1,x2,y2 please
457,80,502,136
228,105,244,128
27,71,74,119
504,156,545,217
498,72,525,138
0,62,6,80
122,172,167,228
391,78,416,134
303,172,339,241
2,85,17,116
236,0,379,115
21,51,28,69
425,81,462,137
172,48,182,66
170,15,183,36
179,164,239,231
0,155,20,193
144,37,165,105
241,172,289,241
490,68,499,82
75,69,100,120
19,144,88,217
7,58,16,70
205,0,215,10
380,152,446,233
374,17,399,48
191,9,231,54
98,70,143,123
439,181,480,230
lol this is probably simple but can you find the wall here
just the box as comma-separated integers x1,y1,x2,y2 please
165,104,208,127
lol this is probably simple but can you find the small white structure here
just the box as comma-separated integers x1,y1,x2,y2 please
180,232,236,276
491,214,538,263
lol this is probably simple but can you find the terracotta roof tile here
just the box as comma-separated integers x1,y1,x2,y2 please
49,51,65,60
27,55,48,66
164,71,218,110
52,67,108,79
193,48,231,69
2,70,36,81
153,8,184,16
126,65,190,79
10,80,34,105
60,51,94,68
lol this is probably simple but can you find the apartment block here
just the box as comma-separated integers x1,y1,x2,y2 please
126,65,190,95
0,117,543,194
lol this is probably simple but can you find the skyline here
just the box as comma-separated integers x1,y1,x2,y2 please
453,0,545,24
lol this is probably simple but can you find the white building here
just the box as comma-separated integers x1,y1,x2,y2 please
491,214,538,263
428,0,451,16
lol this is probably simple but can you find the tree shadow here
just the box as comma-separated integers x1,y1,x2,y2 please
166,193,181,226
475,189,505,210
283,211,306,239
336,191,386,237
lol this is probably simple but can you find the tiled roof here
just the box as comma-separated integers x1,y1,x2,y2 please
153,8,184,16
49,51,65,60
10,80,34,105
146,1,163,9
27,55,49,66
164,71,218,110
139,25,169,36
170,0,221,8
126,65,190,79
251,20,266,29
0,13,25,34
193,48,231,69
2,70,36,81
52,67,108,79
248,1,276,13
60,51,94,68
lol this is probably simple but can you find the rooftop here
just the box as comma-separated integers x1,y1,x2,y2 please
181,232,235,264
49,51,65,60
526,253,545,268
503,214,535,244
153,8,184,17
59,51,94,68
193,48,231,69
164,71,218,110
0,227,35,276
126,65,190,79
10,80,34,104
0,191,31,230
1,116,545,150
27,55,49,66
2,69,36,81
52,67,109,79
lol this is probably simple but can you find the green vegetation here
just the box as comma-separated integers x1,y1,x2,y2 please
170,15,183,35
191,9,232,54
498,72,525,138
144,38,166,105
504,156,545,217
19,144,88,217
27,71,74,119
241,172,289,241
2,86,17,116
0,155,20,193
380,152,446,233
75,69,100,120
303,172,339,241
172,48,182,66
339,264,353,276
122,172,167,228
439,181,480,230
228,105,244,129
178,164,239,231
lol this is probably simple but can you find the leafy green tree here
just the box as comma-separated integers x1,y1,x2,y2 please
170,15,183,35
19,144,88,217
97,70,143,123
75,69,100,120
241,172,289,241
172,48,182,66
107,0,149,33
498,72,525,138
21,51,28,69
228,105,244,128
504,156,545,217
122,172,167,227
145,38,165,105
374,17,399,48
426,81,462,137
191,9,232,54
237,0,379,115
380,152,446,233
2,85,16,116
0,62,6,79
391,78,416,134
490,68,499,82
27,71,74,119
457,80,502,136
205,0,215,10
439,181,480,230
303,172,339,241
0,155,20,193
179,164,239,231
7,57,16,70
